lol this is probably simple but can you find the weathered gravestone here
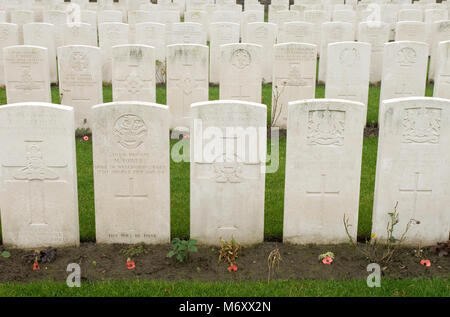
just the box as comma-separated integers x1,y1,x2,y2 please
190,100,267,245
3,45,51,104
272,43,317,129
0,102,79,248
92,101,170,244
241,10,264,42
170,22,206,45
429,20,450,82
167,44,209,129
58,45,103,130
372,97,450,246
209,22,240,85
283,99,365,244
304,10,327,56
135,22,166,84
395,21,427,42
325,42,371,122
397,8,423,22
358,21,390,84
10,9,33,44
0,23,19,86
277,21,314,44
63,22,98,46
98,9,123,24
98,22,129,83
220,43,262,103
112,44,155,102
433,40,450,99
379,41,428,116
43,10,67,50
318,21,354,83
23,23,58,84
244,22,277,84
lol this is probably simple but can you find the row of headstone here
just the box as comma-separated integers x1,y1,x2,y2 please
3,39,449,130
1,97,448,248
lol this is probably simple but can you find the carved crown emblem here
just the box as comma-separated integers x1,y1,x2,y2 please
307,109,345,146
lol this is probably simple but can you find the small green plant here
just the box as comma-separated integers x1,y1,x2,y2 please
344,202,419,265
167,238,198,263
121,243,149,258
1,251,11,258
318,252,335,261
75,128,91,139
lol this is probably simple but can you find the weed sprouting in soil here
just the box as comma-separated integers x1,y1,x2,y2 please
267,247,282,282
120,243,149,258
167,238,198,263
218,238,241,272
344,203,419,265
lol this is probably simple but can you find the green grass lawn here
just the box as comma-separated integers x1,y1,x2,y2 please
1,85,446,298
0,278,448,297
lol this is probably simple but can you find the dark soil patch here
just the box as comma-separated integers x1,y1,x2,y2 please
364,123,379,138
0,243,448,283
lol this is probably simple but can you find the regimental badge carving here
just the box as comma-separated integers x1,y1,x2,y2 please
402,107,441,144
231,49,251,69
125,71,144,94
307,109,345,146
113,114,148,149
70,51,89,72
213,154,243,183
396,47,416,65
13,144,58,181
339,47,360,67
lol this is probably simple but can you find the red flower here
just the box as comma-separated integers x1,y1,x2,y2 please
322,256,333,265
227,264,238,272
83,136,89,141
126,258,136,270
33,261,40,271
420,259,431,267
183,135,190,139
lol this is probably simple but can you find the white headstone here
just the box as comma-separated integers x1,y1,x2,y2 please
57,45,103,130
325,42,371,122
112,44,155,103
127,10,152,43
170,22,206,45
184,10,209,40
98,22,129,83
424,9,448,47
43,10,67,50
272,43,317,129
277,21,314,44
135,22,166,84
167,44,209,129
209,22,240,85
268,10,300,40
429,20,450,82
373,97,450,246
219,43,262,103
304,10,328,56
0,102,79,248
244,22,277,84
379,41,428,113
190,100,267,245
3,45,51,104
63,22,97,46
98,9,123,24
434,40,450,99
92,101,170,244
318,21,354,83
397,9,423,22
10,9,33,44
358,21,390,83
395,21,427,42
241,10,264,41
0,23,19,86
283,99,365,244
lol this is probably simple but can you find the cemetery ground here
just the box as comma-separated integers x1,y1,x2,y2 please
0,84,448,297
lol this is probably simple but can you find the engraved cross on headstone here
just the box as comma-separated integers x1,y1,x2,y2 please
115,177,149,231
1,141,67,226
399,172,432,219
306,173,340,228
